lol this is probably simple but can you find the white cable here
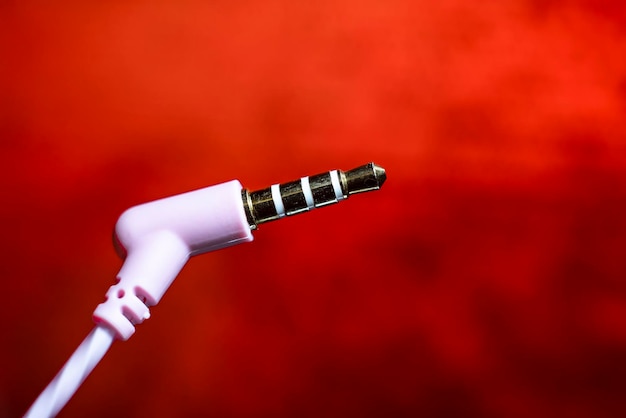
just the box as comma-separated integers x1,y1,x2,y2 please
25,326,115,418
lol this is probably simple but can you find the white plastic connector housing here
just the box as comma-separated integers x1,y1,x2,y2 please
93,180,253,340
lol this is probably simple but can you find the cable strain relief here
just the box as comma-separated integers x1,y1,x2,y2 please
92,305,136,341
92,288,151,340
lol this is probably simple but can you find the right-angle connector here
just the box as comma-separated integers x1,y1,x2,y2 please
241,162,386,228
93,162,386,341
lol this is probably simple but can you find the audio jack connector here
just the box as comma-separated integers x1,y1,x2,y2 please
243,162,386,227
25,162,386,418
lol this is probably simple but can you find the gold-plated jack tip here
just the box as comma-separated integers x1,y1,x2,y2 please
242,162,387,229
344,162,386,195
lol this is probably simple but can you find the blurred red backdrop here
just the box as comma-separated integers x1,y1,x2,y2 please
2,1,626,417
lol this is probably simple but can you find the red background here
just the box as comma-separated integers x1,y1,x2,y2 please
2,1,626,417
